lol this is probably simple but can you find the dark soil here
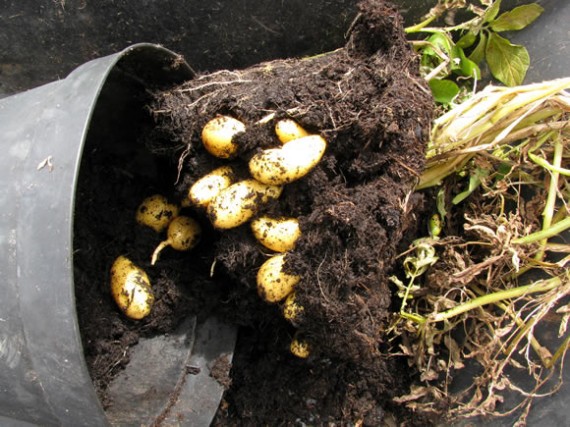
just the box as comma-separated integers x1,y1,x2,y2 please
74,0,434,425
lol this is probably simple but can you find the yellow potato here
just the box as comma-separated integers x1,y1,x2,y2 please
201,115,246,158
110,256,154,320
290,336,310,359
251,216,301,252
282,292,304,322
151,216,201,265
207,179,283,229
257,254,300,303
274,118,309,143
188,166,234,208
248,135,327,185
136,195,180,233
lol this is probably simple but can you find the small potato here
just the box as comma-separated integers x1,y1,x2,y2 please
275,118,309,144
251,216,301,252
201,115,246,158
207,179,283,229
136,195,180,233
151,216,201,265
257,254,300,303
249,135,327,185
110,256,154,320
282,292,304,322
188,166,234,208
290,335,310,359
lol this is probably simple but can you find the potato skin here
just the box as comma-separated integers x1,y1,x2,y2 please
136,195,180,233
110,256,154,320
282,292,304,322
249,135,327,185
167,216,202,251
274,118,309,144
207,179,282,229
188,166,234,208
290,336,310,358
257,254,300,303
251,216,301,252
201,115,245,158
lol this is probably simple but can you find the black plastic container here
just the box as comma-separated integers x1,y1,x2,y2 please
0,44,235,427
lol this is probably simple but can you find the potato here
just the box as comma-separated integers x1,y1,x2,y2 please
136,195,180,233
151,216,201,265
207,179,283,229
201,115,246,158
188,166,234,208
282,292,304,322
248,135,327,185
110,256,154,320
290,335,310,359
275,118,309,143
251,216,301,252
257,254,300,303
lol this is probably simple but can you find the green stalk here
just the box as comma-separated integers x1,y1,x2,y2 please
471,283,553,366
428,276,562,323
535,136,564,261
512,216,570,245
404,15,438,34
528,152,570,177
547,334,570,368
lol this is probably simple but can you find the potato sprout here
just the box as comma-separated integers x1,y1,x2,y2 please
151,216,202,265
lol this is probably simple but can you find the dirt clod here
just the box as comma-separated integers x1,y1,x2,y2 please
148,0,433,423
75,0,434,424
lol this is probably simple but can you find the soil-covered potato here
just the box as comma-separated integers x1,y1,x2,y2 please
147,0,434,424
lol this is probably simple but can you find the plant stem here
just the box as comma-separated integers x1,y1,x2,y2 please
471,284,553,366
518,134,564,263
404,15,438,34
513,216,570,245
428,276,562,323
547,334,570,368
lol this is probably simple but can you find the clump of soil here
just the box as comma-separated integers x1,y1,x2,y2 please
73,0,434,424
145,0,434,423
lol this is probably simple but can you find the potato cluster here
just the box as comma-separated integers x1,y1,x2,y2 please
110,195,201,320
185,115,326,356
110,115,322,354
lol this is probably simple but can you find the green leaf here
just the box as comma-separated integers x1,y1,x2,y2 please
452,168,490,205
426,32,454,56
468,31,487,65
457,31,477,49
485,32,529,86
484,0,503,23
428,79,460,104
490,4,544,32
451,46,481,79
461,57,482,80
